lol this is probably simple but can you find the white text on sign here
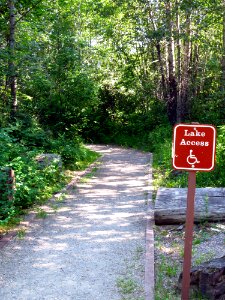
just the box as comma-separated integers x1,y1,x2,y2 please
184,129,205,137
180,140,209,146
180,128,209,147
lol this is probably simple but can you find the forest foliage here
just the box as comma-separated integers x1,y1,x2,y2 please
1,0,225,223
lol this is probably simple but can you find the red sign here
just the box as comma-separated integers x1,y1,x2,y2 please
173,124,216,171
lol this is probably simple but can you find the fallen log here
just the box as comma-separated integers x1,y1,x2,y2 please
155,188,225,225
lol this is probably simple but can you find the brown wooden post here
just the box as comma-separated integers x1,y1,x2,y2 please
181,171,196,300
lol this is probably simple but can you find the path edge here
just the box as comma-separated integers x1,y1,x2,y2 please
145,153,155,300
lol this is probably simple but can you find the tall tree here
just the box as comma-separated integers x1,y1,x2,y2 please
165,0,177,125
7,0,17,118
3,0,43,120
179,7,191,122
222,0,225,90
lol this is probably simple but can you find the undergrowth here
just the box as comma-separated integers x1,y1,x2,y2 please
0,122,99,230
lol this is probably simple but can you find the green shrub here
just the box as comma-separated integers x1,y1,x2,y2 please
50,135,99,170
11,152,64,209
5,117,51,149
0,122,99,224
0,150,65,223
0,126,63,222
147,124,172,152
0,169,17,222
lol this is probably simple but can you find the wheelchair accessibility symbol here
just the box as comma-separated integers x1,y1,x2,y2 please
187,150,200,168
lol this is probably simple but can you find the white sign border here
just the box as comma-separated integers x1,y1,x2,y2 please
172,124,216,171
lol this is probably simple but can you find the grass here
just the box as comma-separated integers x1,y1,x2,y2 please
116,245,145,300
49,203,59,212
55,192,66,203
159,256,179,277
79,166,99,183
35,208,48,219
155,288,180,300
194,251,215,266
155,254,180,300
17,228,26,239
116,277,144,300
0,217,21,235
193,226,212,246
117,278,138,295
73,149,100,170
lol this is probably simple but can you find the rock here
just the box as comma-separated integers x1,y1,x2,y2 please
176,225,184,231
178,256,225,299
35,154,62,170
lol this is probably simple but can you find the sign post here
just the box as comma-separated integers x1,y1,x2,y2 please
172,124,216,300
181,171,196,300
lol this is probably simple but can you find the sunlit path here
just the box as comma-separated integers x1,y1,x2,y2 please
0,145,151,300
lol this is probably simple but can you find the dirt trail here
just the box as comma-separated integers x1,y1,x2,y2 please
0,145,152,300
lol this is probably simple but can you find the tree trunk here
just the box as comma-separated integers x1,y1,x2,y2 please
156,43,167,100
191,44,199,99
8,0,17,119
166,0,177,125
222,0,225,91
179,11,191,122
176,0,182,123
147,2,167,101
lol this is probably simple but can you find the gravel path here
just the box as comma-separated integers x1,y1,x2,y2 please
0,145,152,300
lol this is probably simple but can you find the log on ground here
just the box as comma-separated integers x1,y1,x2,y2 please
155,188,225,225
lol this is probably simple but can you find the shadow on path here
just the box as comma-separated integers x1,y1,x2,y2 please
0,145,152,300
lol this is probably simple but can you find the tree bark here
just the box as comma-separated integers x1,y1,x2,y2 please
191,44,199,99
156,43,168,100
165,0,177,125
176,0,182,122
222,0,225,91
179,10,191,122
8,0,17,119
147,3,167,100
